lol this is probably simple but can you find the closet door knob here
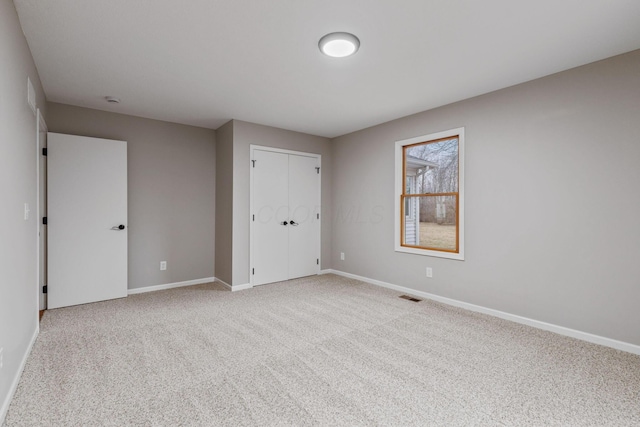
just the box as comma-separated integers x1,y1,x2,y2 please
289,221,299,226
280,221,289,226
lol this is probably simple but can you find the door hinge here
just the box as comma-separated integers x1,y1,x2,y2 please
252,160,256,168
42,285,47,294
42,217,47,225
317,213,319,219
252,214,255,221
42,147,47,156
317,259,319,265
316,167,320,174
252,268,255,275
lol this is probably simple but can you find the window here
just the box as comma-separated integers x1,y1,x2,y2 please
395,128,464,260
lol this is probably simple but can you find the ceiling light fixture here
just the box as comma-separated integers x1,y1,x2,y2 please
105,96,120,104
318,32,360,58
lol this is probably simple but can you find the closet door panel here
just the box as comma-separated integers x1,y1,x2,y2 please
288,154,320,279
252,150,289,285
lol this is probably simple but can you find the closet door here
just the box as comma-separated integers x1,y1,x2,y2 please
288,154,320,279
251,147,321,286
252,150,289,285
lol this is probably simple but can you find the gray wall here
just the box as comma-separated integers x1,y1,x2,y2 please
232,120,332,286
0,0,47,420
331,49,640,346
215,121,233,285
46,103,216,289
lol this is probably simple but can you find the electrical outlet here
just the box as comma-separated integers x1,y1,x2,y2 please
426,267,433,278
340,252,345,261
0,347,4,369
160,261,167,271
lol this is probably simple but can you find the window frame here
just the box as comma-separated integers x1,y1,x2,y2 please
394,127,465,260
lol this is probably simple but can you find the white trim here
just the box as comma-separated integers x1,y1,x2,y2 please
127,277,215,295
0,326,39,425
27,77,36,115
217,278,252,292
231,283,253,292
216,277,232,290
394,127,465,260
325,269,640,356
36,109,48,313
250,145,320,158
249,144,322,286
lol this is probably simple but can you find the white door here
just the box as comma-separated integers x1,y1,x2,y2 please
47,133,128,309
252,150,289,286
251,147,320,286
288,154,320,279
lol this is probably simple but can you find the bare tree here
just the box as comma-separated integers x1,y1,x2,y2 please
407,138,458,224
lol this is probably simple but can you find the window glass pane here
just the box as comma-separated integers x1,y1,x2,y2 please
405,138,458,194
405,175,415,194
402,195,457,251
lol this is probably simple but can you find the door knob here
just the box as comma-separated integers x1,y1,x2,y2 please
289,220,299,226
111,224,126,230
280,221,289,226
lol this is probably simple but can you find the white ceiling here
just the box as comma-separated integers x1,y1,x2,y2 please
14,0,640,138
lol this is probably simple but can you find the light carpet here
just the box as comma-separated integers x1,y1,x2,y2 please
5,274,640,426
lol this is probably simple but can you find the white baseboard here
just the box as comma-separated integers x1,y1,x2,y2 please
190,278,252,292
325,269,640,356
0,326,39,425
232,283,253,292
217,278,232,290
128,277,215,295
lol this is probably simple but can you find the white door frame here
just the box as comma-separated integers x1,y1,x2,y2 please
249,145,321,286
36,108,47,311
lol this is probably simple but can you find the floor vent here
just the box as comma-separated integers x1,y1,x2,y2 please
399,295,422,302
